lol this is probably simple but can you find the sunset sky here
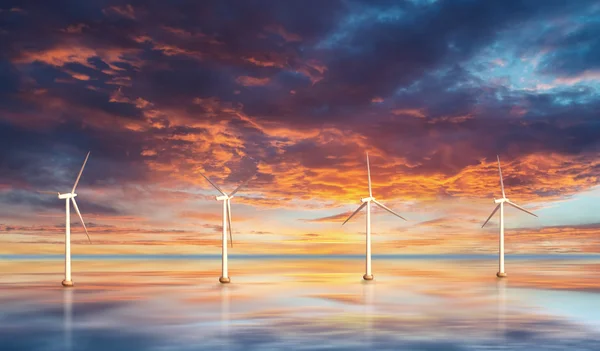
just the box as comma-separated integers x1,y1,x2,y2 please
1,0,600,255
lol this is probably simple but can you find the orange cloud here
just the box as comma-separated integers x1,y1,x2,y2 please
139,97,597,210
5,83,599,213
392,108,426,119
296,59,328,84
13,43,142,76
243,56,280,67
300,211,354,223
160,25,223,45
66,71,91,81
236,76,271,87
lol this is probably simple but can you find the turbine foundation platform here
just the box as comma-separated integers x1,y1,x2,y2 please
363,274,374,281
496,272,507,278
61,280,74,287
219,276,231,284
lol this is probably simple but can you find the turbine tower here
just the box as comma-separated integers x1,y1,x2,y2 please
342,152,407,280
482,155,538,278
199,170,255,284
40,151,92,287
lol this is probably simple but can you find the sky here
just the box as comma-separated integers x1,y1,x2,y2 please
1,0,600,255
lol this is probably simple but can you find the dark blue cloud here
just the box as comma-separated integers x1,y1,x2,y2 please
308,0,597,104
0,120,149,190
1,0,600,195
536,20,600,77
0,60,20,99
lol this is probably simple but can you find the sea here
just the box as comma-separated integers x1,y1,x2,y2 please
1,254,599,350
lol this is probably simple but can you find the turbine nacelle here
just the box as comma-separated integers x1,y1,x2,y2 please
40,151,92,246
199,169,257,251
494,197,508,204
342,152,408,226
482,156,538,229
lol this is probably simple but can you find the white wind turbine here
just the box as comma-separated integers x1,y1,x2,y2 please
482,155,538,278
342,152,407,280
199,170,255,284
39,151,92,287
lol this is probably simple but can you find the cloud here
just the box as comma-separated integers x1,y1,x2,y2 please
1,0,600,253
534,15,600,77
236,76,271,87
103,4,136,19
554,70,600,85
300,211,353,223
263,24,303,43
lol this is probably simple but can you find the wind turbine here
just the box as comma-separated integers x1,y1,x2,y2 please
198,169,255,284
342,152,407,280
39,151,92,287
482,155,538,278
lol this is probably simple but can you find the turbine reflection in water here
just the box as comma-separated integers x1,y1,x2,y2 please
63,288,73,351
497,278,507,341
220,284,231,350
362,280,375,348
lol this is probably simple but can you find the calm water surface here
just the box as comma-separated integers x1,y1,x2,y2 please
0,255,599,350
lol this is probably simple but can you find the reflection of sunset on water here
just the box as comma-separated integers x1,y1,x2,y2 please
0,256,599,350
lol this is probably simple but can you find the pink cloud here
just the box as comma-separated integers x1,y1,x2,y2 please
554,70,600,85
264,24,302,42
236,75,271,87
391,108,426,119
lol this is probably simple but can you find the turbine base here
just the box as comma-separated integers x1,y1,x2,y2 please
496,272,507,278
219,276,231,284
363,274,374,281
61,280,74,287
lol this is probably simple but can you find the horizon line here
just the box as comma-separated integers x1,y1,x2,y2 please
1,253,599,260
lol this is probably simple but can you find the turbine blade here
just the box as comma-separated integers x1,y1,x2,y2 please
227,200,233,248
230,173,255,198
198,170,225,196
72,151,90,194
373,199,407,221
366,152,372,197
38,190,60,195
342,202,367,226
497,155,505,198
481,204,501,228
71,198,91,243
507,201,538,218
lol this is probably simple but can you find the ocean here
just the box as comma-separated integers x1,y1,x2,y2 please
1,254,599,350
